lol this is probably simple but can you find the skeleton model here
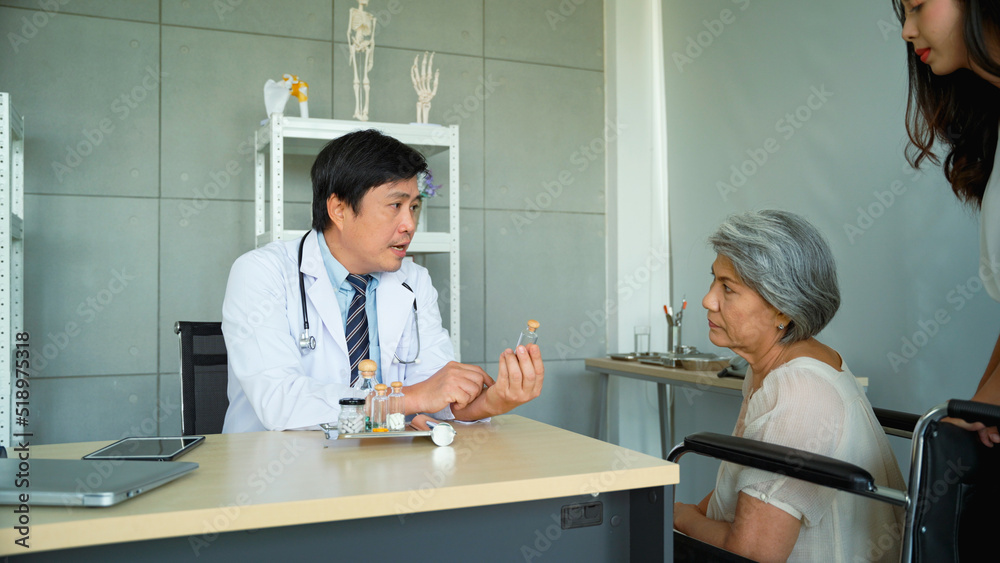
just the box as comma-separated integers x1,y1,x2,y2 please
347,0,376,121
411,52,440,124
263,74,309,119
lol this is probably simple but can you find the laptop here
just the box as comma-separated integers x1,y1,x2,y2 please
0,458,199,507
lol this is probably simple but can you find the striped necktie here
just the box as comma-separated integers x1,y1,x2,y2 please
346,274,372,386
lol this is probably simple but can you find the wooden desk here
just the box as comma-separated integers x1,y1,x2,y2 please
1,415,679,562
585,358,868,459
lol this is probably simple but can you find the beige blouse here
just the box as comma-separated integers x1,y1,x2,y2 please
706,357,906,563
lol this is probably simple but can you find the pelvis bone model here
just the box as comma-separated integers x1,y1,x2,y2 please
263,74,309,119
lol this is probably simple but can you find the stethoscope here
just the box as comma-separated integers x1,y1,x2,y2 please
297,233,421,364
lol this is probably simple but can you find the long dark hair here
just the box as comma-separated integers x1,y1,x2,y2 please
895,0,1000,206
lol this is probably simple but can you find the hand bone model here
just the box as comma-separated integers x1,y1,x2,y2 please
411,51,440,124
347,0,376,121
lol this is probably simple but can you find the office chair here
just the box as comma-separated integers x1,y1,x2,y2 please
669,399,1000,563
174,321,229,435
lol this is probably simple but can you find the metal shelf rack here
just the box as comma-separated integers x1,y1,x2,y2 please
254,115,461,357
0,93,25,449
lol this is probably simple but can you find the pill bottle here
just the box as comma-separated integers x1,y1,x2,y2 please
516,319,540,348
338,398,366,435
356,359,378,430
388,381,406,431
371,383,389,432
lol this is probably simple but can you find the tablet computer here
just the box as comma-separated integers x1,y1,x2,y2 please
82,436,205,461
0,458,199,507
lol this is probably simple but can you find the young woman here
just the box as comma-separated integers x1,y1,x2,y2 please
898,0,1000,446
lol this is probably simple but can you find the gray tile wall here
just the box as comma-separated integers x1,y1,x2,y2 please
0,0,605,443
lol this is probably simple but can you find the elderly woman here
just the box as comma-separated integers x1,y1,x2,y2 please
673,210,904,563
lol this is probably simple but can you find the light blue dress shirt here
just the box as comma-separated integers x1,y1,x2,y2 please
315,231,381,382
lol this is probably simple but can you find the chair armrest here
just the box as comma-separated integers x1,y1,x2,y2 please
672,432,908,507
948,400,1000,428
873,407,920,436
668,433,908,506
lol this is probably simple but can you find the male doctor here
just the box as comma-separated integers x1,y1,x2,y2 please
221,129,543,432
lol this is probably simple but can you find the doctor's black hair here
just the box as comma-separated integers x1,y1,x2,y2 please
311,129,428,232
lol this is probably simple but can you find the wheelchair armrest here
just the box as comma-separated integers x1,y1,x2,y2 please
669,433,908,506
873,407,920,436
676,432,877,494
947,399,1000,428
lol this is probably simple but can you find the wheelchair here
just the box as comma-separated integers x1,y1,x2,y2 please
667,399,1000,562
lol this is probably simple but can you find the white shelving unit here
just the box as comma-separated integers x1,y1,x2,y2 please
0,93,25,449
254,115,461,357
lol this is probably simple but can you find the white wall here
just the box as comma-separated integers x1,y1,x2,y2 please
605,0,674,456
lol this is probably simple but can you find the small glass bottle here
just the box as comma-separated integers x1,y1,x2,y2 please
516,319,540,348
355,359,378,431
337,398,366,435
371,383,389,432
388,381,406,431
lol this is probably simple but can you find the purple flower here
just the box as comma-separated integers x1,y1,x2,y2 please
421,170,441,198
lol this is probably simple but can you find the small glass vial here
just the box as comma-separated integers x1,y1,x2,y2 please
388,381,406,431
371,383,389,432
516,319,540,348
337,398,366,435
355,359,377,431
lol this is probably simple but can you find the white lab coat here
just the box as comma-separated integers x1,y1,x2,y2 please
221,230,455,433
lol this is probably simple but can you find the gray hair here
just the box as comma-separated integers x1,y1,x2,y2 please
708,210,840,344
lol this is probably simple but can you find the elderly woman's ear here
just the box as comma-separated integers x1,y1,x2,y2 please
775,312,790,331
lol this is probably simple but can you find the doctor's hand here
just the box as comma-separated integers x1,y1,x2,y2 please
489,344,544,413
408,414,441,431
405,361,494,414
453,344,544,421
